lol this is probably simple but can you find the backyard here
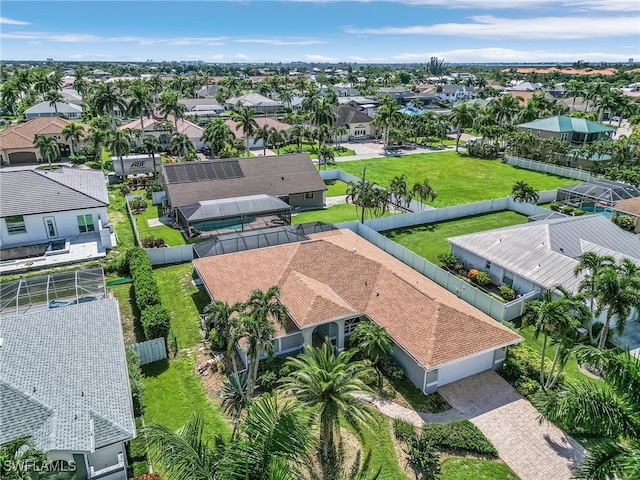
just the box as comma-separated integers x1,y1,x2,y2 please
293,203,393,224
324,179,350,197
131,195,187,247
328,151,575,207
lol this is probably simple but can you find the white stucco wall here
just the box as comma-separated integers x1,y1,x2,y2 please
437,350,495,386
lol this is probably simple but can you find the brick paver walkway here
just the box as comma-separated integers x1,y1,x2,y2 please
439,371,585,480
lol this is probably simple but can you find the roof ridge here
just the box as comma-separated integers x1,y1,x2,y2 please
0,379,54,413
33,169,108,205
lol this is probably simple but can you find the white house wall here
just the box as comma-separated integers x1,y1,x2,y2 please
0,207,108,248
437,350,495,386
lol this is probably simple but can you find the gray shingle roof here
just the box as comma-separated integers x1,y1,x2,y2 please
333,104,373,127
0,169,108,217
448,215,640,292
25,101,82,115
0,299,135,452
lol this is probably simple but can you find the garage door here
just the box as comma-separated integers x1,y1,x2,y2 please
437,350,494,386
8,152,37,164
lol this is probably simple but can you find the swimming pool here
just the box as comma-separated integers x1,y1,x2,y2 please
580,206,614,219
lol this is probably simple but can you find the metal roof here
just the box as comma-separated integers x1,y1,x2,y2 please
178,194,290,222
448,215,640,292
0,299,135,452
517,115,615,133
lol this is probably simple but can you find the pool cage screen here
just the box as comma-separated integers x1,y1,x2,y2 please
0,268,106,317
556,180,640,208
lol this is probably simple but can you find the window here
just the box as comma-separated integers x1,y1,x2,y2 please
485,260,492,270
503,272,514,288
344,317,361,334
77,214,95,233
6,215,26,235
560,132,568,141
304,192,314,200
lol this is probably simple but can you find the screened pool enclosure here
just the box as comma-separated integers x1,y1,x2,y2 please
556,180,640,209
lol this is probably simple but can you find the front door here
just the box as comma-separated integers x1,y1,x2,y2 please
44,217,57,238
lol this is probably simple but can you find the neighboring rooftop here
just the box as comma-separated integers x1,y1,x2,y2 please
333,104,373,127
24,101,83,116
0,299,135,452
517,115,616,133
615,197,640,216
0,117,87,150
194,228,521,369
0,168,109,217
226,93,282,108
119,113,204,138
225,116,291,139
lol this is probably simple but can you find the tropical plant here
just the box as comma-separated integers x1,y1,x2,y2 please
0,437,47,480
538,346,640,480
61,121,85,156
253,124,272,156
170,132,194,160
142,135,161,174
203,300,242,349
448,102,475,152
128,79,154,134
200,119,235,158
411,180,438,210
159,90,187,130
511,181,539,203
106,129,131,176
44,90,63,114
280,338,376,460
33,134,60,167
350,321,393,387
92,83,127,130
232,104,259,156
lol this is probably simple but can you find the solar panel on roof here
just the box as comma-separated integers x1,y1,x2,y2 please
165,160,245,184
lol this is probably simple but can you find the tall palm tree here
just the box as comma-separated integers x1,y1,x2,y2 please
411,180,438,210
280,339,376,460
44,90,63,115
575,252,616,332
72,76,90,99
449,102,475,153
1,81,20,116
0,437,47,480
200,119,235,158
565,79,584,111
539,346,640,480
106,129,131,177
350,321,393,387
170,132,195,160
128,79,153,137
88,127,107,169
142,135,161,174
33,135,60,166
268,128,287,154
493,94,521,128
253,124,272,156
149,73,164,104
92,83,127,130
233,104,259,157
61,122,85,156
203,300,243,348
159,90,187,131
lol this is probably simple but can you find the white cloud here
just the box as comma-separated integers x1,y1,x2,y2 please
0,31,228,46
348,56,367,61
236,38,326,46
0,17,30,25
305,54,339,62
232,54,250,61
345,15,640,39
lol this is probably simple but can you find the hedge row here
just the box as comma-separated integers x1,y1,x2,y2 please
126,248,170,340
421,420,498,457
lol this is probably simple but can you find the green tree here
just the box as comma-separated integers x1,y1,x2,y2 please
574,252,616,339
449,102,475,153
61,121,85,156
200,119,235,158
0,437,47,480
88,127,108,169
142,135,161,175
44,90,63,114
280,339,376,460
159,90,187,131
232,104,259,156
106,129,131,177
170,132,195,160
92,83,127,130
350,321,393,387
411,180,438,210
539,346,640,480
33,134,60,166
511,181,539,203
253,124,272,156
128,79,153,135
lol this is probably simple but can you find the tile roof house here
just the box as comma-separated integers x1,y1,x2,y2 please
25,101,83,120
0,299,135,479
225,93,283,114
225,117,292,150
0,168,113,250
119,113,205,151
160,153,326,211
194,228,521,393
0,117,88,165
516,115,615,144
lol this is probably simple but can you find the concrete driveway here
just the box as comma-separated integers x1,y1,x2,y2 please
439,371,585,480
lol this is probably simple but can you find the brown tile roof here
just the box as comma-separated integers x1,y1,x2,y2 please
119,113,203,138
225,117,291,140
162,153,326,208
0,117,85,150
506,91,558,106
615,197,640,216
194,229,522,370
503,67,618,76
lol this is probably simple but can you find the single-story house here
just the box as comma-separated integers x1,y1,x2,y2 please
436,85,475,104
119,113,205,151
0,168,113,250
332,104,375,141
160,153,326,211
0,298,136,480
224,117,292,149
194,228,522,393
448,215,640,296
225,93,283,114
516,115,615,144
504,81,542,92
25,101,83,120
0,117,88,164
180,98,226,121
505,91,558,107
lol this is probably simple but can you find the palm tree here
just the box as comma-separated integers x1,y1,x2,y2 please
243,286,288,396
565,79,584,112
0,437,47,480
280,339,376,460
92,83,127,130
44,90,63,115
511,181,539,203
411,180,438,210
1,81,20,116
61,122,85,156
200,119,235,158
388,174,408,210
149,73,164,104
233,105,259,156
350,321,393,387
253,124,272,156
159,90,187,131
203,300,243,348
170,132,195,160
33,135,60,166
73,76,90,99
142,135,161,174
539,346,640,479
448,102,475,153
575,252,616,334
106,129,131,177
88,127,107,169
128,79,153,137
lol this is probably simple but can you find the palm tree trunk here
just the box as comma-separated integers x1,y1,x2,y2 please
597,312,613,350
540,335,548,386
544,345,562,390
455,131,462,153
120,155,125,179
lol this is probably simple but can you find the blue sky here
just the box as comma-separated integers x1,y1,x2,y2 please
1,1,639,63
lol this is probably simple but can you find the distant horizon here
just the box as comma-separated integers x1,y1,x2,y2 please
2,1,639,64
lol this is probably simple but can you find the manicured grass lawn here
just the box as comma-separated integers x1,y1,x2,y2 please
324,180,349,197
133,199,187,246
107,187,136,248
154,263,210,349
142,357,231,441
109,283,145,345
279,142,355,158
441,457,519,480
328,151,575,207
383,211,529,264
293,204,391,225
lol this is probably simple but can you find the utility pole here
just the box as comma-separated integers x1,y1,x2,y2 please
360,166,366,224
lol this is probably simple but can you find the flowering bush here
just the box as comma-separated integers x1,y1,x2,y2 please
467,269,479,280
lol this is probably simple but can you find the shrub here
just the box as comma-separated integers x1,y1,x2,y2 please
145,181,163,199
423,393,450,413
514,378,541,397
574,209,585,216
379,356,405,381
612,214,635,232
422,420,498,457
127,435,147,460
549,203,559,211
125,348,145,416
360,366,378,387
69,155,87,164
437,252,459,271
467,269,479,280
208,329,225,351
154,238,166,248
501,343,540,382
119,183,131,196
134,276,161,311
141,304,171,340
257,371,278,391
500,285,517,302
130,461,151,478
474,271,491,287
405,435,442,479
393,418,415,442
140,236,157,248
130,198,147,212
562,206,574,215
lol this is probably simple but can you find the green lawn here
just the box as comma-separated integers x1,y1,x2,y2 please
293,204,392,225
383,211,529,264
324,180,350,197
328,151,575,207
133,199,187,246
107,187,136,248
441,457,519,480
279,142,355,158
142,357,231,440
109,283,144,345
154,263,210,349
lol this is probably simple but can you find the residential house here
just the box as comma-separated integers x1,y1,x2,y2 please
332,104,375,141
516,115,615,144
505,91,558,107
375,87,415,103
505,81,542,92
610,197,640,233
0,168,113,250
0,299,135,480
0,117,88,164
61,88,84,105
225,93,283,114
435,85,475,104
338,96,380,117
119,113,205,151
193,228,522,394
25,101,83,121
160,153,326,211
225,117,292,150
180,98,226,123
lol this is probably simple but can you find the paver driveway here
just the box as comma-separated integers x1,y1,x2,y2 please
439,370,586,480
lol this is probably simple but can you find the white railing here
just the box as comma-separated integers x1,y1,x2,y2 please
505,155,599,182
